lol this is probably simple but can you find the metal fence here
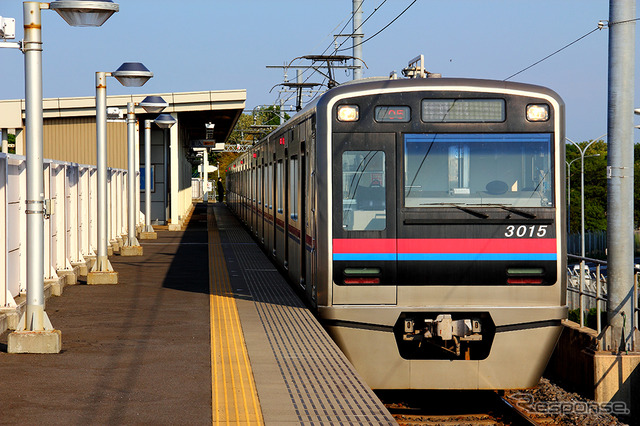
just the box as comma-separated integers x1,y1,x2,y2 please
567,231,608,258
567,254,639,336
1,153,130,309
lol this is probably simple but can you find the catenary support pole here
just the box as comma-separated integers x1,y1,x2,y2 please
352,0,363,80
606,0,636,352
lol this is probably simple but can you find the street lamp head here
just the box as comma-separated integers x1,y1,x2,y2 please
112,62,153,87
139,96,168,114
50,0,119,27
154,113,176,129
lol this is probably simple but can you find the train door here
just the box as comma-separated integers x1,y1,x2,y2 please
299,147,306,289
250,166,255,233
331,132,397,305
265,160,274,254
275,158,286,266
257,163,262,240
287,151,302,288
305,122,317,304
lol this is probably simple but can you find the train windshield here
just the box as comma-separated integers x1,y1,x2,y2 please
404,133,553,208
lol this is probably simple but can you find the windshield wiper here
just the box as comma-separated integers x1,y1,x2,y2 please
420,203,489,219
499,205,537,219
465,203,537,219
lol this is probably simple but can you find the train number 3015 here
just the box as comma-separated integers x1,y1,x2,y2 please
505,225,548,238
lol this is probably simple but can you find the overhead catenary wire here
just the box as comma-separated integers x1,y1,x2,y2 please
281,0,389,106
503,26,602,81
277,0,417,110
276,1,368,106
335,0,418,52
502,17,640,82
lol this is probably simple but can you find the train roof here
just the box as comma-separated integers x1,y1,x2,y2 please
254,77,563,144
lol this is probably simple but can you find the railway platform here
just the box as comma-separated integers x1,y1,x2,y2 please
0,202,394,425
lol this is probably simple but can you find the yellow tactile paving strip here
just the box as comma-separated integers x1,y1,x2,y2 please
208,205,263,425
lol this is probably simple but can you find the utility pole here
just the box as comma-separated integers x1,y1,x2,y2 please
353,0,363,80
605,0,636,352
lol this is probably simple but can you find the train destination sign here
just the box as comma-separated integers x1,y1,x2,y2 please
375,106,410,122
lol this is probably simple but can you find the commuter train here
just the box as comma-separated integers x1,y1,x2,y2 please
226,75,567,390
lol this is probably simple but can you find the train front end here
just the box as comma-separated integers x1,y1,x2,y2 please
317,78,567,389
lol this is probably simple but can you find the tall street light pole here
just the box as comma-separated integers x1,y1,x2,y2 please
566,135,605,258
122,96,168,251
566,157,581,234
138,97,170,240
140,113,175,237
7,0,119,354
88,62,153,284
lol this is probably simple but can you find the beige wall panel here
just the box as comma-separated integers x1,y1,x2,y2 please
43,117,127,169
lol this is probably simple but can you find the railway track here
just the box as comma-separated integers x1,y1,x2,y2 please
378,389,545,426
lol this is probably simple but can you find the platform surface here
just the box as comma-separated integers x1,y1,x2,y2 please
0,203,394,425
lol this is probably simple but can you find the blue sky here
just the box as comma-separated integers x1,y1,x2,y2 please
0,1,633,143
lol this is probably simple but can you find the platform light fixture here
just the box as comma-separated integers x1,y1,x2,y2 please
91,62,153,279
153,113,177,129
4,0,119,354
139,95,168,114
122,96,168,252
142,112,176,234
112,62,154,87
50,0,119,27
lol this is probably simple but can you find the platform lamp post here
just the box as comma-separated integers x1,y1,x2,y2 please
155,113,177,222
566,134,605,258
5,0,119,354
88,62,153,285
566,154,600,238
566,157,580,233
140,110,175,239
121,96,167,253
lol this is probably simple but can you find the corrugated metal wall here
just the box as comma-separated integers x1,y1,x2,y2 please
43,117,127,169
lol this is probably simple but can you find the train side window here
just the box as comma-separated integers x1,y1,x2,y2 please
277,160,284,213
257,166,262,205
342,150,386,231
289,156,299,221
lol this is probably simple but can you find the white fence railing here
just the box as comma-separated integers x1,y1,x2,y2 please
1,153,131,310
567,254,639,336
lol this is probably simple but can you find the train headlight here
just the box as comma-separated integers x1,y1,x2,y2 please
337,105,359,122
526,104,549,122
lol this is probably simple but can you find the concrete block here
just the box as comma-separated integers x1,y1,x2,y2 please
593,351,640,417
7,329,62,354
6,309,20,330
168,223,182,231
43,280,54,300
87,270,118,285
71,260,90,277
0,313,7,335
139,231,157,240
84,255,97,272
57,266,79,286
120,245,143,256
47,276,64,297
107,245,114,256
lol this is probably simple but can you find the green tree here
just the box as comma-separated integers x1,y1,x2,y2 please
8,133,15,154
